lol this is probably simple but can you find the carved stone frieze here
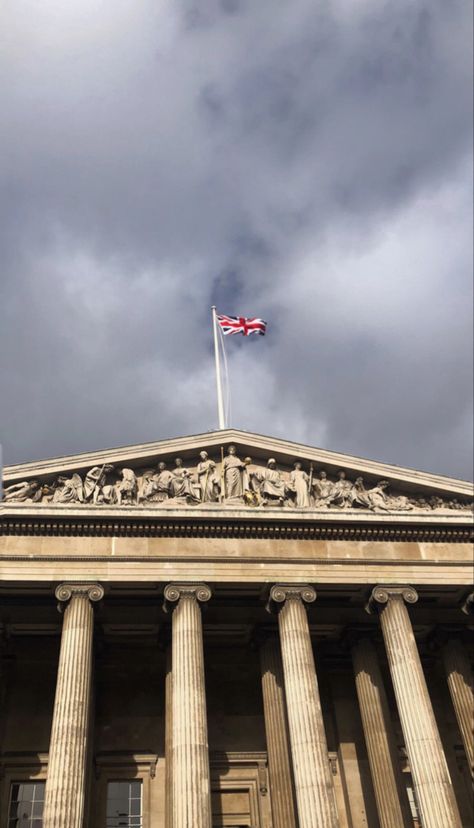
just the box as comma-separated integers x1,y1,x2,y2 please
2,447,473,514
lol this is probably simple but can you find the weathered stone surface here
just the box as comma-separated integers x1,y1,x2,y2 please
351,635,412,828
43,582,103,828
164,583,212,828
269,585,338,828
369,586,463,828
0,430,472,826
259,634,298,828
441,637,474,777
3,430,472,513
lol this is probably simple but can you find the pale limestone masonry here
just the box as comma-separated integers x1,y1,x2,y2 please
369,586,463,828
43,583,104,828
269,585,339,828
1,430,473,828
164,584,212,828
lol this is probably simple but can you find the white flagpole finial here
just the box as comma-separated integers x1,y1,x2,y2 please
212,306,226,429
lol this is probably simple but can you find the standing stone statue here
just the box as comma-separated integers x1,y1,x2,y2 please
140,461,174,503
332,470,355,508
83,464,114,504
222,445,247,499
52,474,84,504
169,458,199,502
196,451,220,502
289,462,310,508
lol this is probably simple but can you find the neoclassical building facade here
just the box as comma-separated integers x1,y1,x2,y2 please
0,429,472,828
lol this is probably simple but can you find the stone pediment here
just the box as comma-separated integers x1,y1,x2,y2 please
1,429,473,521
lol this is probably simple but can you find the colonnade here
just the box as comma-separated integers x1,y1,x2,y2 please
39,582,472,828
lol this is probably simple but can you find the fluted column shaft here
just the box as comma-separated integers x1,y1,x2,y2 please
270,585,338,828
165,643,173,828
351,636,412,828
441,638,474,776
370,586,462,828
43,582,103,828
164,583,212,828
259,635,298,828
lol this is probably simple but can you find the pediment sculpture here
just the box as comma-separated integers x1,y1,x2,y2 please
2,444,473,514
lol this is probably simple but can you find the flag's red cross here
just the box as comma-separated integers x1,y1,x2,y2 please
217,315,267,336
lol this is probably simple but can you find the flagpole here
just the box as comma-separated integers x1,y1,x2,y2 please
211,306,226,429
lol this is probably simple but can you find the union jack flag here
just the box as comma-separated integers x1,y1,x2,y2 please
217,315,267,336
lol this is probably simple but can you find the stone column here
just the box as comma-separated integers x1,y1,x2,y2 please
0,623,12,747
43,582,104,828
440,637,474,777
368,586,462,828
350,634,412,828
259,633,298,828
165,642,173,828
164,583,212,828
269,584,338,828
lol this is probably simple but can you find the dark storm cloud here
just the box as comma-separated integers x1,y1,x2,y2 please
0,0,472,478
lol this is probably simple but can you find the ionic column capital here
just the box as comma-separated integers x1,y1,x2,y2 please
366,585,418,614
55,582,104,607
163,583,212,612
267,584,316,614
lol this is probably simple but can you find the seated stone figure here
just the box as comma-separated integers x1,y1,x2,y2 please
251,458,287,506
140,462,173,503
52,474,84,504
312,471,335,507
116,468,138,505
169,458,200,503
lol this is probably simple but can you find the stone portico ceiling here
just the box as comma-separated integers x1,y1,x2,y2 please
2,429,472,520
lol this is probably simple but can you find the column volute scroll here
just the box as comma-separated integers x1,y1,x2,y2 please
461,591,474,616
267,583,317,612
365,584,419,614
55,581,105,608
163,582,212,611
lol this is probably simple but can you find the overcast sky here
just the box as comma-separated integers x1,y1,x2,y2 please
0,0,472,479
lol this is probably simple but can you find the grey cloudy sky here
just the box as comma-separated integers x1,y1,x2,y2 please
0,0,472,479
